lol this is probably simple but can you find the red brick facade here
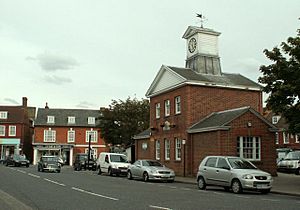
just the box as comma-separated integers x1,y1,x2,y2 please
136,84,277,177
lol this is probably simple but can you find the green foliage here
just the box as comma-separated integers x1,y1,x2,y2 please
98,97,150,146
259,25,300,133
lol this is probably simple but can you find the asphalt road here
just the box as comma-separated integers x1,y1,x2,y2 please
0,164,299,210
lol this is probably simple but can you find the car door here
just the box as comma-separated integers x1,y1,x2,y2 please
130,160,141,178
101,154,110,173
215,157,232,187
202,157,218,185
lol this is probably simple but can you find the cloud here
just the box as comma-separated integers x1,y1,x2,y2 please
76,101,97,108
43,75,72,85
27,52,79,71
4,98,19,105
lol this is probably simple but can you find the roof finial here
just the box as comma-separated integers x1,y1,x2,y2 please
196,13,207,28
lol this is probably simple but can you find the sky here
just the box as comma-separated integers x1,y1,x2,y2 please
0,0,299,110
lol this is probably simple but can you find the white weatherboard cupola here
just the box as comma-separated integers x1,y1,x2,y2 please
182,26,222,75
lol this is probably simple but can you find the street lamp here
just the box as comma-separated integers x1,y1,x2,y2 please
182,139,186,177
87,134,92,169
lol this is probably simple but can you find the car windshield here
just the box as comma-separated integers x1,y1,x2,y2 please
110,154,127,163
284,151,300,160
14,155,26,161
79,155,88,161
42,157,58,162
142,160,163,167
228,158,256,169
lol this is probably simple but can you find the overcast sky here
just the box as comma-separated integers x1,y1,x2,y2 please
0,0,299,109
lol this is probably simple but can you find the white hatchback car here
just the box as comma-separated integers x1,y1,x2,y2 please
197,156,273,194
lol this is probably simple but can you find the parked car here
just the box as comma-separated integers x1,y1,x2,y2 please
277,151,300,175
97,152,130,176
197,156,273,194
38,155,61,173
127,159,175,182
276,148,293,163
73,153,97,171
5,154,29,167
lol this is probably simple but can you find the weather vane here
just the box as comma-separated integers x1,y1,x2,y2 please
196,13,207,28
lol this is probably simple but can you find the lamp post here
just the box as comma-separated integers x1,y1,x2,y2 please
182,139,186,177
87,134,92,169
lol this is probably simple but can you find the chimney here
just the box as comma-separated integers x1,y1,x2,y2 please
45,102,49,109
22,97,28,107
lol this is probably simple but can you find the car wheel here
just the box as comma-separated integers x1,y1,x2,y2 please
127,170,133,180
231,179,242,194
108,167,113,176
98,167,102,175
295,168,300,175
143,172,149,182
26,164,29,168
57,170,61,173
197,176,206,190
38,166,40,172
260,189,270,194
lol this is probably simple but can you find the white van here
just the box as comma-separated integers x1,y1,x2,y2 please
96,152,130,176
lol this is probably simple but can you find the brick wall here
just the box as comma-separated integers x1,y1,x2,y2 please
191,111,277,176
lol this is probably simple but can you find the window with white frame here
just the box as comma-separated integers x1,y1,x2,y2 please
86,130,97,143
275,132,279,144
0,125,5,136
165,139,170,160
283,132,289,144
175,96,181,114
296,134,299,143
47,116,55,123
272,116,281,124
9,126,16,136
0,111,8,119
68,129,75,143
155,103,160,119
165,100,170,117
175,138,182,160
68,116,76,124
88,117,95,125
155,140,160,160
237,136,261,161
85,148,97,160
44,128,56,142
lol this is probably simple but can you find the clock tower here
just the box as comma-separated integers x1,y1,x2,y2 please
183,26,222,75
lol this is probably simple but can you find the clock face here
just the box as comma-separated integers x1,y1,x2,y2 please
188,37,197,53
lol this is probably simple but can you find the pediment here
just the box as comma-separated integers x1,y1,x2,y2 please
146,65,186,97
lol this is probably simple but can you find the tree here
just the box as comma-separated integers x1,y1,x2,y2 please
258,23,300,134
98,97,150,146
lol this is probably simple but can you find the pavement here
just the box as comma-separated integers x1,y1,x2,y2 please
175,172,300,197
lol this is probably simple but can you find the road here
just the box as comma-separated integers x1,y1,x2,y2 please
0,164,299,210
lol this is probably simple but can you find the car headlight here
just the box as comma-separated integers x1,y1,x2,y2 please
111,164,117,169
242,174,253,179
267,175,272,180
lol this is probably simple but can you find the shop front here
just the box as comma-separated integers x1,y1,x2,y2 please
32,143,74,166
0,138,21,161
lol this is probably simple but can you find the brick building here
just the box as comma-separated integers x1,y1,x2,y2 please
33,105,108,165
135,25,278,176
0,97,35,162
264,110,300,150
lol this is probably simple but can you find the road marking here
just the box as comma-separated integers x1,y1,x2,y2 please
261,198,279,202
71,187,119,201
27,173,40,179
149,205,172,210
8,168,16,171
235,195,250,199
17,169,26,174
169,186,177,189
213,192,224,195
44,178,66,187
181,187,191,191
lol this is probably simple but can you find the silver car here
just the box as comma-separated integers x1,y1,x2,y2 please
197,156,273,194
127,160,175,182
277,151,300,175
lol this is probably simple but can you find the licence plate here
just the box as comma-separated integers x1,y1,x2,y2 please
257,184,268,189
